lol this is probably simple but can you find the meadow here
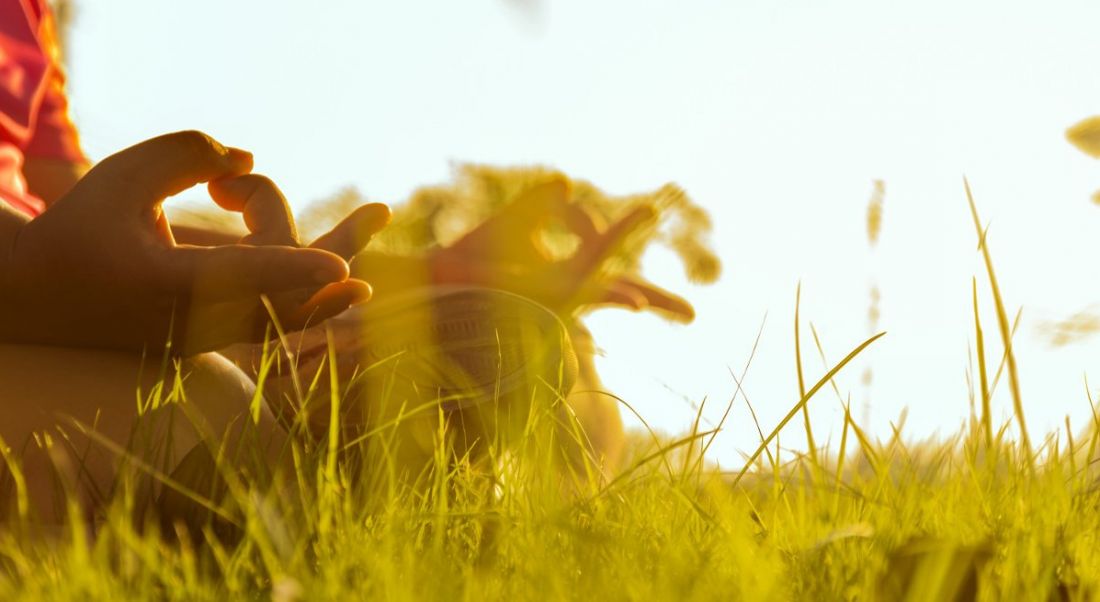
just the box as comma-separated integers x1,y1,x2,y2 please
8,418,1100,601
3,182,1100,602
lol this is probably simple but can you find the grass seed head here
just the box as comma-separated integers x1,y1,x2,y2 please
1067,116,1100,159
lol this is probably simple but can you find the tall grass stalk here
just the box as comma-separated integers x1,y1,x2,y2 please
2,183,1099,600
965,178,1031,456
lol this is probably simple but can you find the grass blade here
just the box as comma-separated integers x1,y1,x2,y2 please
964,178,1031,455
731,332,886,489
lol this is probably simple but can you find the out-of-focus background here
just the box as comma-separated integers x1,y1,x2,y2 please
61,0,1100,466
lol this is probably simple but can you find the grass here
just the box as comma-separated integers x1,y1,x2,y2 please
3,182,1100,600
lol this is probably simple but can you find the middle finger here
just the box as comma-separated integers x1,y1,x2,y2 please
208,174,299,246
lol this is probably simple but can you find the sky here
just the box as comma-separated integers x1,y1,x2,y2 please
63,0,1100,467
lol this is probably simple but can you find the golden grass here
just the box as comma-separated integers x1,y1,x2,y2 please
1067,116,1100,204
966,178,1031,456
1040,306,1100,347
2,181,1098,600
865,180,885,247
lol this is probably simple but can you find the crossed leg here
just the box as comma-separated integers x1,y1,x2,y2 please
0,344,282,527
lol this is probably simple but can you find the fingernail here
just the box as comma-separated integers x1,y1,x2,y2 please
375,203,394,226
350,282,373,305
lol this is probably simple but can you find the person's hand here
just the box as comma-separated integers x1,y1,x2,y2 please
205,172,391,333
0,131,380,354
218,191,391,434
256,177,693,434
429,178,695,321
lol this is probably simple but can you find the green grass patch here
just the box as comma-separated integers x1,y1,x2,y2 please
2,181,1098,601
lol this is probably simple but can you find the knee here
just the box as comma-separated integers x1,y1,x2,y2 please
153,352,264,446
172,353,256,419
0,346,265,524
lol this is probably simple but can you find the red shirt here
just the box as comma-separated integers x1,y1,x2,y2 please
0,0,86,218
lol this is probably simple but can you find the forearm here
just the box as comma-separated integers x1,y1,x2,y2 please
560,325,625,476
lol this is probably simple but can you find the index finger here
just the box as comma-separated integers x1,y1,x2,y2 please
90,130,253,209
568,204,656,277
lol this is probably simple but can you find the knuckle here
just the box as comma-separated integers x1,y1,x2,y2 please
89,151,123,176
246,174,279,196
169,129,221,162
231,174,284,208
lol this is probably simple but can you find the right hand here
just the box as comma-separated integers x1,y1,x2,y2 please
0,131,372,355
430,178,695,321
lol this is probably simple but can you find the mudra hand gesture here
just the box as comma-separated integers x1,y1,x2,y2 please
428,178,694,321
0,131,389,355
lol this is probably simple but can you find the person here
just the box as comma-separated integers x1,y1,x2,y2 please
246,178,690,493
0,0,394,524
0,0,696,525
